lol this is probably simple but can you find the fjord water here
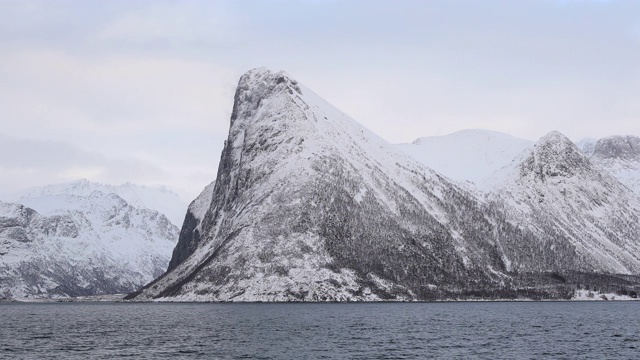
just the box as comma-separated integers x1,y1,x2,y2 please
1,302,638,359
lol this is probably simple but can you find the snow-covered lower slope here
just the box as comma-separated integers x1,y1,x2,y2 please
486,131,640,274
588,135,640,197
11,179,187,226
395,130,533,186
0,192,178,299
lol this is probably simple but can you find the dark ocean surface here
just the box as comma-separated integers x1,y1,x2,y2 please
1,301,638,359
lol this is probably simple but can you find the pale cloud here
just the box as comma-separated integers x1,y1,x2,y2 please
0,50,238,133
98,2,226,44
298,64,640,144
95,0,244,54
2,0,640,201
0,133,172,196
0,49,235,199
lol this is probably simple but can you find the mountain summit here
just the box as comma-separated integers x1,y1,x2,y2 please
130,68,526,301
592,135,640,162
129,69,640,302
517,131,594,182
588,135,640,196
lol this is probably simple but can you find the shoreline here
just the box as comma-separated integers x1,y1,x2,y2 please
4,294,638,304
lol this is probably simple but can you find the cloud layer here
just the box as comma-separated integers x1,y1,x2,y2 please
1,0,639,200
0,133,170,195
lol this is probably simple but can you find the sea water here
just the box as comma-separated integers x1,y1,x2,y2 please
1,301,638,359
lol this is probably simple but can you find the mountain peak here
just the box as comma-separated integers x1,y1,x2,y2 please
130,69,640,302
538,130,572,145
239,67,292,86
237,68,301,93
518,131,591,180
487,130,640,276
591,135,640,162
229,68,304,130
534,131,579,156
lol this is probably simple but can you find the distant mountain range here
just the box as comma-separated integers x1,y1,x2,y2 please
397,130,640,198
9,179,188,226
0,182,181,299
128,68,640,302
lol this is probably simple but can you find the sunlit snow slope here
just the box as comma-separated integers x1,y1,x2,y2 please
395,130,533,186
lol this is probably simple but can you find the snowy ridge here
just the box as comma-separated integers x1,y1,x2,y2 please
11,179,188,226
0,192,179,299
395,129,533,187
589,135,640,196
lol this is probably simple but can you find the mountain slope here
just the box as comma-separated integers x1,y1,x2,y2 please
0,192,178,299
486,131,640,275
589,135,640,196
12,179,187,226
130,69,640,302
131,68,542,302
395,130,533,186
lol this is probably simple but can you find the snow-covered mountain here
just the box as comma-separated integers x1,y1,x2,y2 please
129,68,640,302
130,68,512,301
396,131,640,198
576,137,598,157
486,131,640,275
11,179,188,226
588,135,640,196
0,191,179,299
395,130,533,186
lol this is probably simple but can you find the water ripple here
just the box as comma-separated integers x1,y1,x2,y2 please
0,302,639,359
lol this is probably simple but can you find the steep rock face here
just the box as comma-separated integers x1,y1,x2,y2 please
131,68,535,302
589,136,640,196
486,131,640,274
0,192,178,299
168,181,215,272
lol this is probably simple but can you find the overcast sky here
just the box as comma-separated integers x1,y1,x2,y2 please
1,0,639,200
